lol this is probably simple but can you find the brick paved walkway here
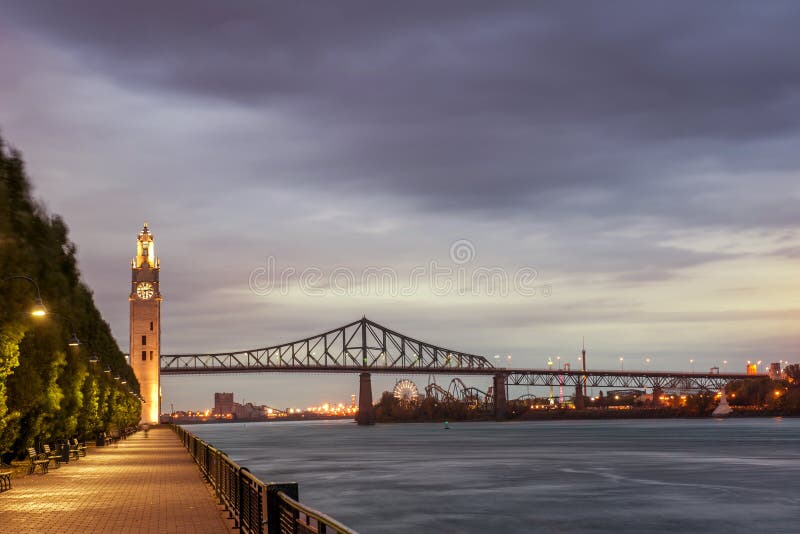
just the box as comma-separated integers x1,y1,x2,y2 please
0,427,230,534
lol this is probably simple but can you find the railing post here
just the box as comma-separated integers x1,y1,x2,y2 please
265,483,299,534
236,466,245,530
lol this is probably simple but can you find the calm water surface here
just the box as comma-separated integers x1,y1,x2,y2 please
189,418,800,533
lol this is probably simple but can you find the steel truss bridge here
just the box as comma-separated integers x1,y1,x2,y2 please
505,369,738,392
161,317,756,423
161,317,493,375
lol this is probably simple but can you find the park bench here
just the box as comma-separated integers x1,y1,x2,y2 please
27,447,49,475
42,444,61,469
71,438,87,457
0,464,11,492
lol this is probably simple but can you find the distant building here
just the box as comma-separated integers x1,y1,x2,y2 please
214,392,234,415
769,362,783,380
233,402,265,419
746,363,758,376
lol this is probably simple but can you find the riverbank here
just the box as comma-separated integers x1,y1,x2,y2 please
375,406,798,423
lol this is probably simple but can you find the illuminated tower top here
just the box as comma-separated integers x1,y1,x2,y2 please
132,222,159,269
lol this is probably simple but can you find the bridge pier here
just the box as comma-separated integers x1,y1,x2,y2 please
493,373,507,420
574,384,585,410
356,372,375,425
652,386,663,408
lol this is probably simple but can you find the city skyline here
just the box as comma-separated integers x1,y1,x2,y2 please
2,1,799,409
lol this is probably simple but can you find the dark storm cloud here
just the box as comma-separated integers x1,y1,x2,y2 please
5,1,800,226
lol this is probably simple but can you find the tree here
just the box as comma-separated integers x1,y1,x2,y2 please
785,364,800,387
1,134,141,458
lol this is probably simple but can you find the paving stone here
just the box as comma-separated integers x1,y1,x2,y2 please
0,427,230,534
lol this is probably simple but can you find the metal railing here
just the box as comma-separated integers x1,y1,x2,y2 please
172,425,358,534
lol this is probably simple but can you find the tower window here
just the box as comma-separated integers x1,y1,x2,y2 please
141,351,146,361
150,321,154,331
150,351,154,361
141,335,147,345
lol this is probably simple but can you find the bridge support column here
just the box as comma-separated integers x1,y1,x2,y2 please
356,372,375,425
493,373,507,420
652,386,663,408
574,384,585,410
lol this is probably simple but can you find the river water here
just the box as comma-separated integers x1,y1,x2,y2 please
189,418,800,533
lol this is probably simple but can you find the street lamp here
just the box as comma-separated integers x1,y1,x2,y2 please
690,358,695,373
619,357,624,371
722,360,728,372
49,312,81,347
644,356,652,370
2,275,47,317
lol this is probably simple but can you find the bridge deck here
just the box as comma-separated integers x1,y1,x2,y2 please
2,427,229,533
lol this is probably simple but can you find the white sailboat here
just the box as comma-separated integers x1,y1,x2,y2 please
712,390,732,417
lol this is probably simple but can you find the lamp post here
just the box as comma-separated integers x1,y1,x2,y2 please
644,356,652,370
1,275,47,317
556,356,563,403
48,312,81,347
619,356,624,371
690,358,695,373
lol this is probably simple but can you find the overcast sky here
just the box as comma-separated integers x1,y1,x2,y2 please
2,1,799,410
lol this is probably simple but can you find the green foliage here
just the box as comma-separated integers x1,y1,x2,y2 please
0,134,141,457
785,364,800,387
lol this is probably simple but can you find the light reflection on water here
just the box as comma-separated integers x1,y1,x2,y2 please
189,418,800,533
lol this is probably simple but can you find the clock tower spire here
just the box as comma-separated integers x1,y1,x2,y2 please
130,222,161,424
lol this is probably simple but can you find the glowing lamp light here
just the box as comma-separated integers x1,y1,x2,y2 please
68,333,81,347
31,298,47,317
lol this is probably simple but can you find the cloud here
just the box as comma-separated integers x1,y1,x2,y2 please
4,1,800,226
2,2,800,408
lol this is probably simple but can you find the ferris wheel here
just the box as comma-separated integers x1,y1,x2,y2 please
393,379,420,402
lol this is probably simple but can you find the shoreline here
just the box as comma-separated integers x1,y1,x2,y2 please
175,409,797,425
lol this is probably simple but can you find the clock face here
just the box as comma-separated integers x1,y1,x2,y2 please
136,282,155,300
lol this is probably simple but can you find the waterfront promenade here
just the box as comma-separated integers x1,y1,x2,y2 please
1,428,230,533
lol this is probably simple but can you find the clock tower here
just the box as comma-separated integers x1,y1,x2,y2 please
130,222,161,424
